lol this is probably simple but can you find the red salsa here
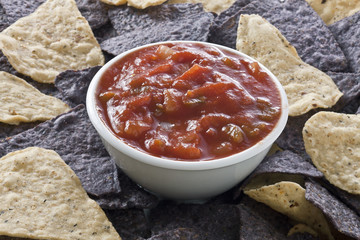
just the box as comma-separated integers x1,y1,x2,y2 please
96,42,281,161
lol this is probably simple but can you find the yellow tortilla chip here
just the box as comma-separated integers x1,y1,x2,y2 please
288,223,318,238
127,0,167,9
167,0,236,14
0,0,104,83
303,111,360,194
0,147,121,240
244,181,333,240
306,0,360,25
99,0,127,5
0,71,69,125
236,14,342,116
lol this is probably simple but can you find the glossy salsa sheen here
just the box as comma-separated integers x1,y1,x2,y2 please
96,43,282,161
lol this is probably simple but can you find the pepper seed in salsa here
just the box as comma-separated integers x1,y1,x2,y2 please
96,42,282,161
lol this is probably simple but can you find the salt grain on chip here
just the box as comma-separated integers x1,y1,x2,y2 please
0,147,121,240
236,14,343,116
0,0,104,83
0,71,69,125
303,111,360,195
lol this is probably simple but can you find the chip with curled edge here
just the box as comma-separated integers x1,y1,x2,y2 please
244,181,333,239
0,0,104,83
0,147,121,240
236,14,343,116
303,111,360,195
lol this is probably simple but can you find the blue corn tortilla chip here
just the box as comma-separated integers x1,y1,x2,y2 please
0,105,121,197
147,228,203,240
209,0,348,72
0,3,10,31
149,201,240,240
102,4,214,56
0,122,40,141
75,0,109,30
213,0,251,26
305,180,360,239
238,195,317,240
234,150,322,198
275,112,316,158
54,66,101,107
91,168,159,209
0,0,108,29
0,0,44,24
93,20,119,44
327,72,360,108
0,51,17,75
249,150,323,178
340,96,360,114
320,179,360,217
104,208,150,239
329,12,360,73
208,0,275,49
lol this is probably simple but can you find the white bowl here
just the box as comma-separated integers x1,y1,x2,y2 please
86,41,288,201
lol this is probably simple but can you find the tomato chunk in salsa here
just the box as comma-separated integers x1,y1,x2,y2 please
96,42,281,161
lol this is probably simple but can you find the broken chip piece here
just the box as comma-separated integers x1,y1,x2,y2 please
236,14,343,116
0,0,104,83
0,71,70,125
0,147,121,240
303,111,360,195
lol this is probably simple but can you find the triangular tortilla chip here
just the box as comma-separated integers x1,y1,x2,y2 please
236,14,342,116
0,71,69,125
0,147,121,240
0,0,104,83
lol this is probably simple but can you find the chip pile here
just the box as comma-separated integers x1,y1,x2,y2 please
0,0,359,239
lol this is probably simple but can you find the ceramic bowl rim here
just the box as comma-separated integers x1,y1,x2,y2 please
86,40,288,171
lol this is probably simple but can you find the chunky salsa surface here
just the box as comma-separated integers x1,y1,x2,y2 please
96,42,282,161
